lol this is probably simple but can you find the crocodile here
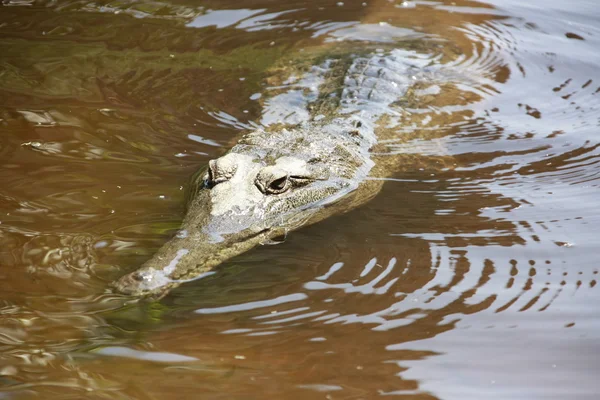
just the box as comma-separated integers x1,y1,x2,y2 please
113,45,484,297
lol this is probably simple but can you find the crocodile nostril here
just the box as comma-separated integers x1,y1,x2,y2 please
132,273,144,282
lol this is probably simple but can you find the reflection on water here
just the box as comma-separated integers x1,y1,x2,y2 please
1,0,599,398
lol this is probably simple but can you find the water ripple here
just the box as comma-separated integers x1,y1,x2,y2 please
1,0,600,398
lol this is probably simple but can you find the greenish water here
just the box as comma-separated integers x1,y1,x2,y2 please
0,0,599,398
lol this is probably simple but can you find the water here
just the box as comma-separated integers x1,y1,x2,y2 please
0,0,599,398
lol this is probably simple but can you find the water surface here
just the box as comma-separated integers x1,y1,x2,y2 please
0,0,599,398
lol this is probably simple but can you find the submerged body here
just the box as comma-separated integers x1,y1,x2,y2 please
113,47,476,297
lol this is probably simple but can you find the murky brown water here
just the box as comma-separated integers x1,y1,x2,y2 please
1,0,599,398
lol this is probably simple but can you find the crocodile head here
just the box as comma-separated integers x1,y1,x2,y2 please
113,121,378,297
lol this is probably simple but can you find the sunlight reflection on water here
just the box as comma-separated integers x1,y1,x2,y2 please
0,0,599,398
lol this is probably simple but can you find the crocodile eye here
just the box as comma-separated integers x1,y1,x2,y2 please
262,175,314,195
256,163,314,195
266,176,290,194
203,169,216,189
204,159,235,189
